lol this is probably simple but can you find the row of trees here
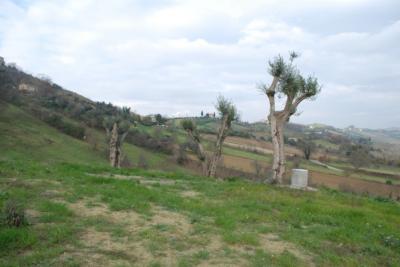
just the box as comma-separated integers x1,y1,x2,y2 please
2,53,322,184
102,52,321,184
180,52,321,182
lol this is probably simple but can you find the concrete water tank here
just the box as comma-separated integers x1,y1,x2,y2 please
291,169,308,189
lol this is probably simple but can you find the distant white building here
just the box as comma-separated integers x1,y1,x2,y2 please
18,83,36,93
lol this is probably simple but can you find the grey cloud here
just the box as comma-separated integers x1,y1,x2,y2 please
0,0,399,128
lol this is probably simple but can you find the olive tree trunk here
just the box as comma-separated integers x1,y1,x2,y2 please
187,130,208,175
271,118,287,183
269,111,288,184
267,97,305,183
109,123,120,168
266,77,291,184
207,115,228,177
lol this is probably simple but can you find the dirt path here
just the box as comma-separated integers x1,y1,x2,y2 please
58,176,315,266
309,159,344,172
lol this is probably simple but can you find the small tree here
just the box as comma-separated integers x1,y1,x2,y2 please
181,96,238,178
298,139,315,160
103,107,132,168
155,114,167,125
259,52,321,184
207,96,238,177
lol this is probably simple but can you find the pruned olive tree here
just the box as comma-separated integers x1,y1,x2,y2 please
259,52,321,184
207,96,238,177
181,96,238,178
181,119,207,174
103,107,132,168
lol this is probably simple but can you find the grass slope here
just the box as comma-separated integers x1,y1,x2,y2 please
0,103,400,266
0,102,106,166
0,102,183,173
1,161,399,266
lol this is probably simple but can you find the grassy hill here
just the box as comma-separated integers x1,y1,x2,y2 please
0,102,185,172
1,61,400,266
1,103,400,266
0,102,106,165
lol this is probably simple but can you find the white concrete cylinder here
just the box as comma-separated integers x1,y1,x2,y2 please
291,169,308,189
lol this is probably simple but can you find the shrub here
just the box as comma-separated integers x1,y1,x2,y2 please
229,130,251,138
31,108,85,140
126,129,175,154
2,200,27,227
382,235,400,249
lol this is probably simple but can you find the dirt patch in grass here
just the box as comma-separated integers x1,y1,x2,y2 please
260,233,315,266
66,199,249,265
60,227,148,267
69,200,110,217
89,173,177,186
40,189,65,198
69,199,146,231
180,190,200,198
150,205,192,234
64,198,314,266
0,178,35,189
25,208,41,224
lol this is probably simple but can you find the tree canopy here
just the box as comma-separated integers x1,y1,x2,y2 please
261,52,321,118
215,95,238,127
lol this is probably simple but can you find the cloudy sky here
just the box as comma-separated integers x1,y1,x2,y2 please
0,0,399,128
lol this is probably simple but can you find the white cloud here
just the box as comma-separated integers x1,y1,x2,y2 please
239,19,311,46
0,0,399,128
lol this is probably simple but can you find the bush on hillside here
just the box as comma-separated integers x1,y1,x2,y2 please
126,129,175,154
43,114,85,140
229,130,251,138
1,200,28,227
30,107,85,140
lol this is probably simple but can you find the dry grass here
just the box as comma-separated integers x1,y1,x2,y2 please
61,196,314,266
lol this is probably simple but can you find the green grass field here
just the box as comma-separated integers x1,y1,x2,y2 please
223,147,272,163
1,158,399,266
1,103,400,266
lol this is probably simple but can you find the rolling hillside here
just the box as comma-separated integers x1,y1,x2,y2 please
0,101,183,173
1,65,400,266
1,101,400,266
